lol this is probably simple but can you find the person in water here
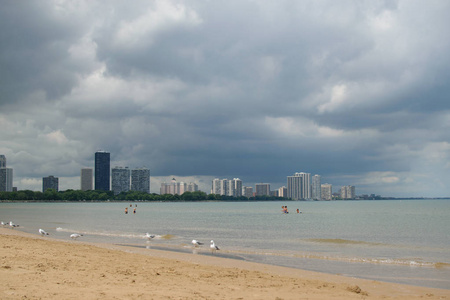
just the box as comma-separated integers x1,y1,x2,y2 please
133,208,136,214
125,207,128,214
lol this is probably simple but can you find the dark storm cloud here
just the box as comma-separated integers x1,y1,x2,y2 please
1,0,450,196
0,1,95,106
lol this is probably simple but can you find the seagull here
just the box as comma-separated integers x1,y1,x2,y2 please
192,239,204,247
210,240,220,252
9,221,19,228
1,221,6,226
145,233,155,240
39,229,49,236
70,233,83,239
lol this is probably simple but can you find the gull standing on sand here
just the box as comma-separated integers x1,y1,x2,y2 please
39,229,49,236
70,233,83,239
9,221,19,228
210,240,220,253
192,239,204,247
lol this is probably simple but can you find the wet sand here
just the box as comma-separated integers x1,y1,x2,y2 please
1,228,448,299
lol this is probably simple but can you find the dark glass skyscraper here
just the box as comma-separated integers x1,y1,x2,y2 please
95,151,110,191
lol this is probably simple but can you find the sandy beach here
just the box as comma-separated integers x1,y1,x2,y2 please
1,228,448,299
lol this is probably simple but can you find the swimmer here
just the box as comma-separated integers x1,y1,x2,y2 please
133,208,136,214
125,207,128,214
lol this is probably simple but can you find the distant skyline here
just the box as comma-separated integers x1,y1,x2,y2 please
1,1,450,198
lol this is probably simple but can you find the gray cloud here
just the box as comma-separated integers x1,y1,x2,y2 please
1,0,449,197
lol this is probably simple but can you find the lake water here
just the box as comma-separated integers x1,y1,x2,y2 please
1,200,449,289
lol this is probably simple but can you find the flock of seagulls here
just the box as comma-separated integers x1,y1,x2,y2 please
191,239,220,253
1,221,20,228
3,220,221,254
2,220,83,240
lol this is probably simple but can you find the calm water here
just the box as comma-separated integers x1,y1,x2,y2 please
1,200,449,289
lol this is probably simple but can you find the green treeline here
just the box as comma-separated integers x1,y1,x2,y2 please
0,189,286,202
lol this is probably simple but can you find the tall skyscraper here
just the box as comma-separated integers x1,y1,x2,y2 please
255,183,270,196
112,167,130,195
0,168,13,192
211,178,221,194
287,174,303,200
95,151,110,191
232,178,243,197
312,174,321,200
287,172,311,200
81,168,93,191
220,179,230,196
43,175,59,192
131,168,150,193
0,155,6,168
321,183,332,200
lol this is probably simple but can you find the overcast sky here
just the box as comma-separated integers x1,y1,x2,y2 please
1,0,449,197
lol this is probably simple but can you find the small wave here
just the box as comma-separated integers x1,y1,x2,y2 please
434,262,450,269
54,227,171,240
305,238,385,246
222,248,446,269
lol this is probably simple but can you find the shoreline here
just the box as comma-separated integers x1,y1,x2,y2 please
1,228,449,299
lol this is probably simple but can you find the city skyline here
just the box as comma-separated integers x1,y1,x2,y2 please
1,1,449,198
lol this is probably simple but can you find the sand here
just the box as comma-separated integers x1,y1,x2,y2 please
1,228,448,299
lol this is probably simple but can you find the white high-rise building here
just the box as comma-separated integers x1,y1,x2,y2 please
131,168,150,193
112,167,130,195
231,178,242,197
321,183,332,200
340,185,355,199
212,178,221,194
278,186,288,198
81,168,93,191
287,172,311,200
220,179,230,196
312,174,321,200
287,174,302,200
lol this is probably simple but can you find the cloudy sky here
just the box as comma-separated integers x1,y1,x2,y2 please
1,0,449,197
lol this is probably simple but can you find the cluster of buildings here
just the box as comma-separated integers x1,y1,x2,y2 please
1,153,356,200
160,178,199,195
41,151,150,195
211,173,356,200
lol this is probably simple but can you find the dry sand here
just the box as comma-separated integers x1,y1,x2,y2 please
1,228,449,299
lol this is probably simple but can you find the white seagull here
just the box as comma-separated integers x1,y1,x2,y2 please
39,229,49,236
191,239,204,247
145,233,155,240
210,240,220,252
9,221,19,228
1,221,6,226
70,233,83,239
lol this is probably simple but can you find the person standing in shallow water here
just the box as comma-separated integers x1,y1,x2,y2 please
125,207,128,214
